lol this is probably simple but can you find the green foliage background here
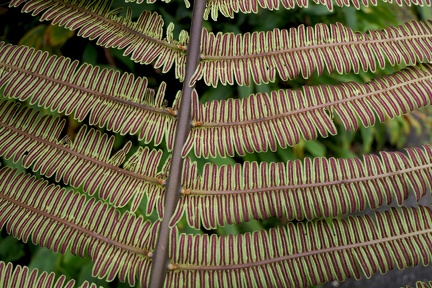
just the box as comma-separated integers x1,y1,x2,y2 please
0,1,431,286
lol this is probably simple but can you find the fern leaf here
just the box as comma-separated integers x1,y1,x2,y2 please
192,21,432,86
403,281,432,288
205,0,432,20
173,145,432,229
0,100,166,212
0,167,157,286
184,64,432,157
167,206,432,287
0,42,177,148
9,0,187,79
126,0,191,7
0,261,102,288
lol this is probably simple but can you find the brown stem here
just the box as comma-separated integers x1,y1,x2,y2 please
148,1,206,287
103,47,116,67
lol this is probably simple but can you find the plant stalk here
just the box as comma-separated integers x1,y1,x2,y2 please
148,1,205,287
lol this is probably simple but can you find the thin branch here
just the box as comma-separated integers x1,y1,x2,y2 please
149,1,206,287
103,47,117,67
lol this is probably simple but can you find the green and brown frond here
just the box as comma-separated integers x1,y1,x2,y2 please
192,21,432,86
403,281,432,288
0,42,177,148
126,0,191,7
1,0,432,286
0,167,157,286
167,206,432,287
0,100,167,212
173,146,432,228
9,0,188,79
0,261,99,288
205,0,432,20
185,64,432,158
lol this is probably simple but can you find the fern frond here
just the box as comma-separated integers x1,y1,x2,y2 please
205,0,432,20
0,167,157,286
0,261,101,288
403,281,432,288
9,0,188,79
0,42,177,148
185,64,432,158
127,0,191,8
173,145,432,229
0,100,167,212
192,21,432,86
167,206,432,287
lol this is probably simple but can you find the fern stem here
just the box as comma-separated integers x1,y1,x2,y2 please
149,1,206,287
